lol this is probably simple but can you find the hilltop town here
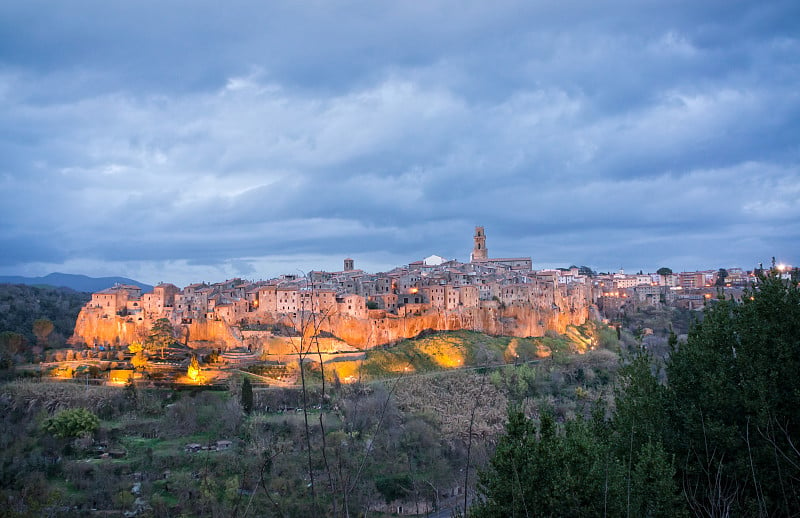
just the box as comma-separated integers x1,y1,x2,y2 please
73,228,588,350
71,227,774,353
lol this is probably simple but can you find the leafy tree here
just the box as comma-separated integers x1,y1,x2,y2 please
629,441,686,517
128,341,148,371
43,408,99,439
32,318,54,346
241,376,254,414
146,318,174,359
375,474,412,504
666,273,800,514
475,383,688,518
0,331,26,356
187,354,201,381
656,267,673,276
130,351,148,371
473,409,626,517
611,351,686,517
715,267,729,286
611,351,668,458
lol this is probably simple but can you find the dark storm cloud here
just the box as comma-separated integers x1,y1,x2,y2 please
0,0,798,285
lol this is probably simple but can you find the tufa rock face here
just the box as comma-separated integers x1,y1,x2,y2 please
313,303,588,348
72,307,140,347
72,300,588,351
72,308,240,350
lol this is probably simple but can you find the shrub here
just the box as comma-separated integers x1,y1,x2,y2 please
375,473,412,503
43,408,99,439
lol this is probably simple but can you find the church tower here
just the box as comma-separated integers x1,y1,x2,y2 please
471,226,488,262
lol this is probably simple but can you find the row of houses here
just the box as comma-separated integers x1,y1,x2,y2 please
591,268,752,290
86,229,765,328
85,253,593,328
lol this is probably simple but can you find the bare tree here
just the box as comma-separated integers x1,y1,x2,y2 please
286,273,342,514
463,367,488,517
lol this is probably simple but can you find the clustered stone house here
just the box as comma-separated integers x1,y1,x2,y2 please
83,227,590,330
80,228,776,353
85,227,759,335
593,267,754,316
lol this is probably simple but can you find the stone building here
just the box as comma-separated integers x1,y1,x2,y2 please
337,293,367,318
141,283,179,315
470,226,532,270
470,226,488,262
90,285,140,318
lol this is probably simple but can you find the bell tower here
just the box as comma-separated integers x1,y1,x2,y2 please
471,226,488,262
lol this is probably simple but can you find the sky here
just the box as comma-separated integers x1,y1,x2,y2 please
1,1,798,287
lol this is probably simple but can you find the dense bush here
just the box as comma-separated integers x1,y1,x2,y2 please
43,408,99,438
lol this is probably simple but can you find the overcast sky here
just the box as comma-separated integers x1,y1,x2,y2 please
1,1,798,287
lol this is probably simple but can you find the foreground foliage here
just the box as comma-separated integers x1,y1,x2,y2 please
472,405,685,517
0,331,623,517
667,274,800,515
475,273,800,516
42,408,100,439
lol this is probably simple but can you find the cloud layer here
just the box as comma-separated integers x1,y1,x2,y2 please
1,1,798,285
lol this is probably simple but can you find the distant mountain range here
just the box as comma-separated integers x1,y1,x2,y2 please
0,272,153,293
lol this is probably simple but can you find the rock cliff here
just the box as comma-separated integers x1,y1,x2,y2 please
72,308,241,349
72,300,588,351
314,302,587,348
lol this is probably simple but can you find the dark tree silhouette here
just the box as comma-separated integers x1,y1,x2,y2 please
241,376,253,415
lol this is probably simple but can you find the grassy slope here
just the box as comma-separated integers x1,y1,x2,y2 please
320,326,581,384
